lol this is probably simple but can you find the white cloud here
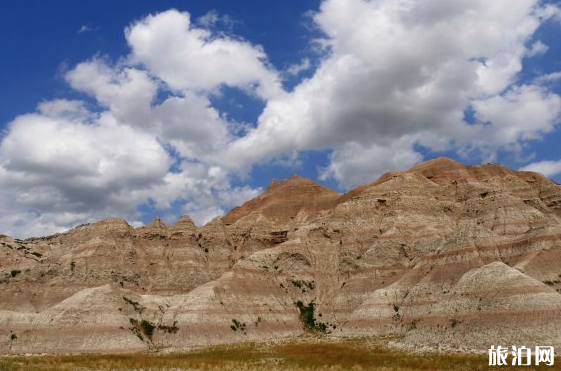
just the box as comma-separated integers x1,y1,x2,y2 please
125,9,283,100
535,71,561,83
526,40,549,57
319,138,423,189
196,10,236,29
520,160,561,178
147,162,261,225
536,3,561,22
1,113,169,186
150,93,232,160
65,58,158,125
472,85,561,145
0,108,171,237
196,10,220,27
286,58,311,76
78,25,92,34
223,0,561,186
37,99,91,121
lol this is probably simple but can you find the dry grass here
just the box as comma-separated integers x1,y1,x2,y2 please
1,336,559,371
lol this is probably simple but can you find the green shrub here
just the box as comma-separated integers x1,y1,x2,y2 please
123,297,145,313
290,279,315,291
230,319,247,334
129,318,156,341
140,320,155,340
296,301,327,333
158,321,179,334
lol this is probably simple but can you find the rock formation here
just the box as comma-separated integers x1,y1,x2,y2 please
1,157,561,354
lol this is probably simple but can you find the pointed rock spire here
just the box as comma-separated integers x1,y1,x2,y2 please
148,216,165,228
174,214,196,233
176,214,195,227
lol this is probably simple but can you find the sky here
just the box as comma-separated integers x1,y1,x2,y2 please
1,0,561,238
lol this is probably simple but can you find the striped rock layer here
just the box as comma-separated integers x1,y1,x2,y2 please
1,157,561,354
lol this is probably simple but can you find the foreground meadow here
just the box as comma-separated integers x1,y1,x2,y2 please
0,336,558,371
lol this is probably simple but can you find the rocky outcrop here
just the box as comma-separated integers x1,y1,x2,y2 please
1,157,561,354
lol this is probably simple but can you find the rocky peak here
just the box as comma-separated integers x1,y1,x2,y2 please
176,214,195,228
148,216,165,228
222,175,339,225
71,217,132,236
407,156,471,183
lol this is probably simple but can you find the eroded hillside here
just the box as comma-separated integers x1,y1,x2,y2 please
2,157,561,354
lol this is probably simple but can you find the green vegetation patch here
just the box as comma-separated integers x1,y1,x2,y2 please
230,318,247,334
129,318,155,341
295,301,327,333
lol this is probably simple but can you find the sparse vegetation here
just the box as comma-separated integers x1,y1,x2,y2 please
129,318,144,341
408,318,420,331
230,318,247,334
449,318,462,328
158,320,179,334
290,279,315,292
296,301,327,333
10,333,17,341
129,318,155,341
140,319,155,339
0,336,552,371
122,296,145,313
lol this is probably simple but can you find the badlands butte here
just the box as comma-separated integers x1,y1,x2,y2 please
1,157,561,355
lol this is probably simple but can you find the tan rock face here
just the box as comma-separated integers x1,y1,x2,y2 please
1,157,561,354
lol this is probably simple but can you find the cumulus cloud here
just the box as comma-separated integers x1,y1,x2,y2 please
520,159,561,178
0,106,170,237
150,93,232,160
471,85,561,152
536,71,561,83
286,58,311,76
526,40,549,57
125,9,283,99
149,162,261,225
0,9,267,237
65,58,158,124
223,0,561,186
319,138,423,188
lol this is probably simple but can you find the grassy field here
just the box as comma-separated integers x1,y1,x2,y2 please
0,336,558,371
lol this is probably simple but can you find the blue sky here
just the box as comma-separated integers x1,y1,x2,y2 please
1,0,561,237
